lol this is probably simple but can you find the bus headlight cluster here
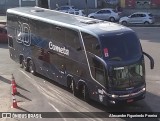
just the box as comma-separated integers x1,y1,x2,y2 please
142,87,146,91
111,94,118,98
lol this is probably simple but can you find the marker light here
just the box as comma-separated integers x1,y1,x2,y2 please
142,87,146,91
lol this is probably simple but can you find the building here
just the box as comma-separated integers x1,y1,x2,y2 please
0,0,97,14
0,0,160,14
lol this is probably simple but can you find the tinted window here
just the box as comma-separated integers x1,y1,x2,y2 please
97,10,105,14
148,13,153,17
51,25,65,44
65,29,80,49
140,14,146,17
99,32,142,61
105,10,111,13
37,21,51,39
82,33,101,56
131,14,138,18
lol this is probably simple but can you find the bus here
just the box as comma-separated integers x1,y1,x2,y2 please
7,7,154,106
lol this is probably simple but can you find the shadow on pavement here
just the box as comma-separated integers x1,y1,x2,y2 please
16,106,30,112
16,84,30,93
16,93,32,101
0,75,30,93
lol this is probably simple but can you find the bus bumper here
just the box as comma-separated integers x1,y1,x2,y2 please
106,87,146,105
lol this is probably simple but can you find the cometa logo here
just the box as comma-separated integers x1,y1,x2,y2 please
49,41,69,56
17,22,31,46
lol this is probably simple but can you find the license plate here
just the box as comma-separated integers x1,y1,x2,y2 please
127,99,133,103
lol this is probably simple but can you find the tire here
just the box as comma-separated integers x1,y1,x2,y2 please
20,57,24,68
22,59,28,71
28,59,36,75
90,16,94,18
122,21,127,25
82,84,90,102
144,21,149,25
109,17,115,22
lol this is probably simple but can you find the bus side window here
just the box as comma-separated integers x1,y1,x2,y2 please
82,32,106,86
65,28,80,49
82,32,101,57
51,25,65,44
91,57,106,86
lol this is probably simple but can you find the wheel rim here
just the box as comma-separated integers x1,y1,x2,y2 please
110,17,115,22
29,60,34,73
29,61,33,73
122,21,127,25
22,60,27,70
71,80,75,94
20,60,24,68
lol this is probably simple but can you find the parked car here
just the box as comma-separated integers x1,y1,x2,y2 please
88,8,120,22
66,10,85,16
119,12,155,25
56,5,85,16
0,24,7,43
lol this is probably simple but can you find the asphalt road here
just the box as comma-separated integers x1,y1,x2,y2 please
0,27,160,121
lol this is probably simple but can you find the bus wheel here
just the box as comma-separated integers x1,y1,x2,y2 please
28,60,36,75
22,60,28,71
20,56,24,68
82,84,90,102
71,80,78,96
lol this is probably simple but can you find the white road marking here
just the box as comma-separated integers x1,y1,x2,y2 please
48,102,67,121
48,102,60,112
19,69,31,79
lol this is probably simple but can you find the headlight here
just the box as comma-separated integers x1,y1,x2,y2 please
142,87,146,91
111,94,118,98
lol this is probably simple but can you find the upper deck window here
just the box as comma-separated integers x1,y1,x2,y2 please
82,32,101,57
99,32,142,61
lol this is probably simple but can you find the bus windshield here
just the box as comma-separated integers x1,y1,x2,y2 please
111,63,145,90
99,32,142,61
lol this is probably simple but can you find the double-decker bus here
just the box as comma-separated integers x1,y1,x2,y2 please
7,7,154,105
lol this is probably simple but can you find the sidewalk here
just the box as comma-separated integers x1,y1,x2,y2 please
0,75,12,112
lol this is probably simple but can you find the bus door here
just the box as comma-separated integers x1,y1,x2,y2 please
82,32,108,103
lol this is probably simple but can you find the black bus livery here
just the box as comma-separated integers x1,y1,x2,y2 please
7,7,154,106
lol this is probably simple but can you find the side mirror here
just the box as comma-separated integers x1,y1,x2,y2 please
128,15,131,18
143,52,154,69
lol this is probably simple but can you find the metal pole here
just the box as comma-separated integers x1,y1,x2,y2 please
36,0,38,6
19,0,21,7
48,0,50,9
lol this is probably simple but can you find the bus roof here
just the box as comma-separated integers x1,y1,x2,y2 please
7,7,132,35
